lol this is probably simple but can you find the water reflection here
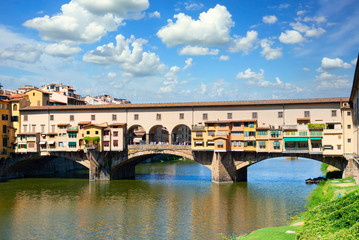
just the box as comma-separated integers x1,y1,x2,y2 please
0,158,321,239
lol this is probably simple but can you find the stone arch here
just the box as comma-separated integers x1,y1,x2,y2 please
170,124,191,145
127,125,146,145
148,125,169,144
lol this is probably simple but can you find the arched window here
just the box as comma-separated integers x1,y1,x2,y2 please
13,104,18,111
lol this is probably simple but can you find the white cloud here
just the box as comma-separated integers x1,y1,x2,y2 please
44,43,81,57
315,72,351,90
260,39,282,60
297,10,306,16
183,58,193,69
75,0,148,17
302,16,327,24
200,82,207,94
278,3,290,9
236,68,302,92
157,4,234,47
179,45,219,55
290,22,325,38
229,30,258,54
107,72,117,78
0,44,42,63
83,34,165,77
149,11,160,18
212,79,224,97
184,2,204,11
219,55,229,61
279,30,305,44
303,67,310,72
262,15,277,24
24,0,149,44
317,57,352,72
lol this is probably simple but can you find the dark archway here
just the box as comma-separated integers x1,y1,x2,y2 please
171,124,191,145
127,125,146,145
149,125,169,144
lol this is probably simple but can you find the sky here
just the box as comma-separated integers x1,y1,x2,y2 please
0,0,358,103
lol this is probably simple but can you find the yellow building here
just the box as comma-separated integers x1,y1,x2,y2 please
83,123,107,151
25,89,50,106
0,99,15,159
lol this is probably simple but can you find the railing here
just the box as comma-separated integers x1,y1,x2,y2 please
282,125,297,130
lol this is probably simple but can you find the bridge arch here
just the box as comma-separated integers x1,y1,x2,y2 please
171,124,191,145
127,125,146,145
148,125,169,144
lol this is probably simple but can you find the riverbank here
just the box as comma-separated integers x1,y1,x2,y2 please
224,177,359,240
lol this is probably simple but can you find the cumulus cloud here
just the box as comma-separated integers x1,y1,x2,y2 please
184,2,204,11
159,58,193,93
260,39,282,60
0,44,42,63
44,43,81,57
316,57,352,72
24,0,149,44
290,22,325,38
157,4,234,47
279,30,305,44
219,55,229,61
315,72,351,90
236,68,302,92
229,30,258,54
262,15,277,24
179,45,219,55
149,11,160,18
83,34,165,78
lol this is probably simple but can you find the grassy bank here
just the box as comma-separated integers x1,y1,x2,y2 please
222,177,359,240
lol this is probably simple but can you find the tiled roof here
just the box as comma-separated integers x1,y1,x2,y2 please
78,121,91,125
20,97,349,112
109,123,126,126
57,123,70,126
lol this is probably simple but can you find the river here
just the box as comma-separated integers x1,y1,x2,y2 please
0,157,322,240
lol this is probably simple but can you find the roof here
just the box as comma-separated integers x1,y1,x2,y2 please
47,132,57,135
350,53,359,104
57,123,70,126
84,124,107,129
205,119,258,124
26,88,50,95
18,132,39,135
256,126,270,130
20,97,349,112
297,118,311,121
109,122,126,127
78,121,91,125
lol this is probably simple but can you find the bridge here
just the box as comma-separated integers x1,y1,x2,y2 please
1,97,358,183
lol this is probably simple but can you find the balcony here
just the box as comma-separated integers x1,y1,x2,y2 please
85,144,99,150
282,125,297,130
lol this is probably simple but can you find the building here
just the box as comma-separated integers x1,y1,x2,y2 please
25,89,50,106
0,99,16,159
84,94,130,105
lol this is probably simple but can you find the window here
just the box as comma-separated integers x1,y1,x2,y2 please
113,131,118,137
233,122,241,127
112,114,117,121
348,138,352,143
103,141,110,147
11,116,18,122
41,125,45,133
91,115,95,121
2,125,6,133
252,112,257,119
113,140,118,147
249,122,254,128
95,131,99,135
70,115,74,121
219,124,226,128
331,110,337,117
227,113,232,119
259,141,266,149
348,125,351,129
50,115,54,121
208,131,215,136
196,132,203,137
104,131,110,136
23,125,27,132
337,145,342,150
347,111,351,116
179,113,184,119
304,111,310,118
278,111,283,118
134,114,139,120
68,142,77,148
13,104,18,111
203,113,208,120
156,113,161,120
28,142,35,148
273,141,280,149
51,125,55,132
24,115,28,121
32,125,36,132
2,114,8,120
86,131,90,135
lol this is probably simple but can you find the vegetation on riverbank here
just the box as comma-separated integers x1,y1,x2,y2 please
221,176,359,240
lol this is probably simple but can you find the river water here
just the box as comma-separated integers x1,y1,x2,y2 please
0,158,322,240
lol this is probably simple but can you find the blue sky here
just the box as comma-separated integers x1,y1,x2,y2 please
0,0,358,103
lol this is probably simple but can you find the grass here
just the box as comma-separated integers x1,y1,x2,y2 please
220,177,359,240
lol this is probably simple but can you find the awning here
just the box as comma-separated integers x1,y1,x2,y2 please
68,142,77,146
310,137,322,140
284,137,308,142
48,141,55,145
39,142,47,145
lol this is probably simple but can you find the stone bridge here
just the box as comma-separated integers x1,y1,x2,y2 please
0,146,353,183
